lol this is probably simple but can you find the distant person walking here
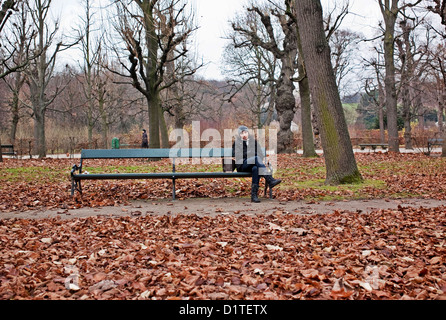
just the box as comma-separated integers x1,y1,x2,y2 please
141,129,149,148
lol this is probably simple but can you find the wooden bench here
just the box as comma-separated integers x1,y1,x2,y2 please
70,148,274,200
427,138,443,155
359,143,388,151
1,144,16,157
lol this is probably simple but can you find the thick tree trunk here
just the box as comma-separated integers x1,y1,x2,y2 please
276,78,296,154
148,94,161,149
159,105,169,148
295,0,362,185
33,107,46,158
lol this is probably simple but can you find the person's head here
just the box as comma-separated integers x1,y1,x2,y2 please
142,129,146,133
237,125,249,141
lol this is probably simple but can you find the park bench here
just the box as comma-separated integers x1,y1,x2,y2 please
1,144,16,157
427,138,444,155
70,148,274,200
358,143,388,151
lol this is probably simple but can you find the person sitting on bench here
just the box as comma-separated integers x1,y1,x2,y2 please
232,125,281,203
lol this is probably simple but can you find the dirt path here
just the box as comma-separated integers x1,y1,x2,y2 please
2,197,445,220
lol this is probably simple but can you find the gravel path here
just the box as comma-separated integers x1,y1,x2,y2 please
2,197,445,220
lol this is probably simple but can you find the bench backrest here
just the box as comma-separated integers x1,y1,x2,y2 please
1,145,14,155
80,148,241,159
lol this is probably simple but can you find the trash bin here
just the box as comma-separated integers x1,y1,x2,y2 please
111,137,120,149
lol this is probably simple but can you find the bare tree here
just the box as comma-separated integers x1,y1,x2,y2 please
425,0,446,155
110,0,198,148
0,1,42,79
1,1,33,144
23,0,78,157
395,13,429,149
224,6,278,129
0,0,18,162
378,0,422,153
329,29,362,98
426,41,446,155
76,0,106,147
232,0,298,153
295,0,362,185
363,48,387,143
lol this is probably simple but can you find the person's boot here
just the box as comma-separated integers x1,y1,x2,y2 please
265,175,282,188
251,184,261,203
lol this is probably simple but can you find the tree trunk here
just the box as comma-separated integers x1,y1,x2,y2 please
442,130,446,157
159,105,169,148
299,74,317,157
378,83,386,143
380,0,400,152
148,93,161,149
86,105,94,148
99,98,109,149
10,90,20,145
296,26,317,157
383,33,399,152
295,0,362,185
402,87,413,149
33,106,46,158
26,0,65,158
276,76,296,154
276,8,297,154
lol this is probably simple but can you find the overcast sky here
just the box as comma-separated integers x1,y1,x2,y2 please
190,0,382,80
51,0,383,80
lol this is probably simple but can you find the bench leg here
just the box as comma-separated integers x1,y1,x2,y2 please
71,178,75,196
172,178,176,200
71,178,82,196
263,177,273,200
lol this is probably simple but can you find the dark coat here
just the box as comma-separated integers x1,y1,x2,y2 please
232,135,265,171
141,131,148,148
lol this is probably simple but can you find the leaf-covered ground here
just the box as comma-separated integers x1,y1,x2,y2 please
0,153,445,300
1,207,445,300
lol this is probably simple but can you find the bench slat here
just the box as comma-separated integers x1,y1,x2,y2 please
80,148,236,159
81,148,171,159
428,139,443,144
72,172,252,180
